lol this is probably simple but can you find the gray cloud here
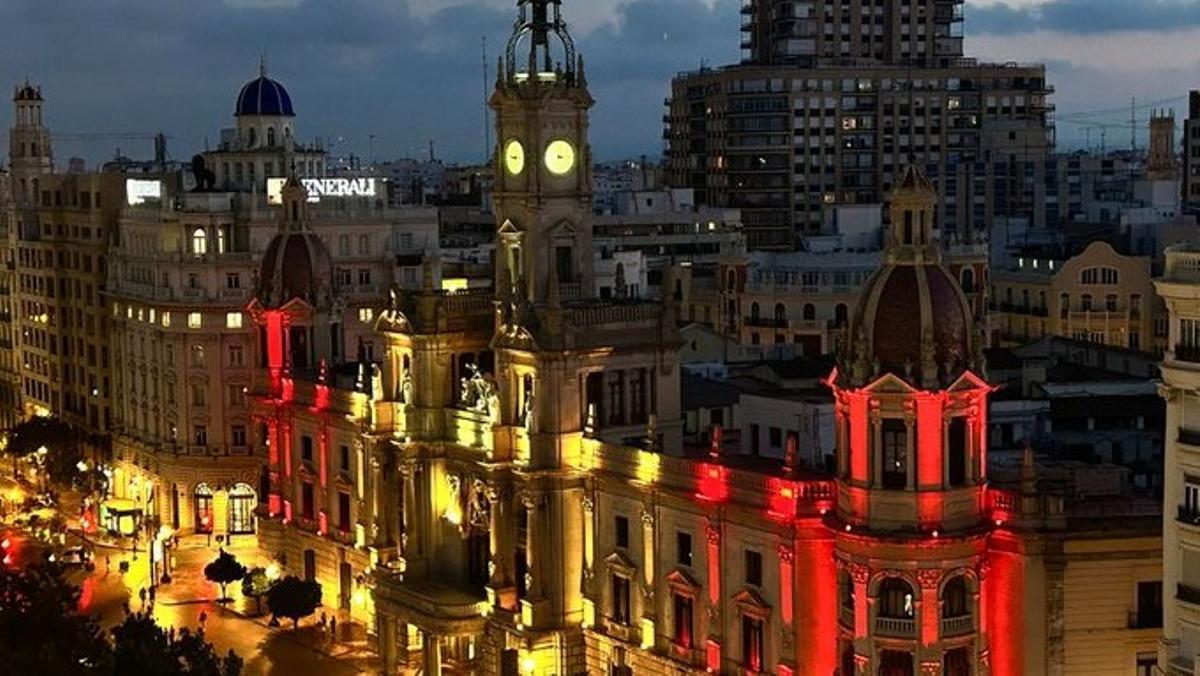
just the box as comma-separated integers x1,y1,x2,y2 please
968,0,1200,35
0,0,736,166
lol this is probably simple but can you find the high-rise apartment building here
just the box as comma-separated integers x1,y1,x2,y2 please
741,0,966,68
1183,91,1200,207
665,0,1054,249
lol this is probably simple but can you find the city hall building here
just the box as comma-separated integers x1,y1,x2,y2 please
245,3,1161,675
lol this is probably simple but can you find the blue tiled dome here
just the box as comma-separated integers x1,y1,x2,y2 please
235,75,295,117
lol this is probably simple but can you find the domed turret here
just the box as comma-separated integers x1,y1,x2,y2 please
257,176,335,309
838,165,982,389
235,60,295,118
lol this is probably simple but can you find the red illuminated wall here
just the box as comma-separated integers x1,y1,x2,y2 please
794,522,837,674
986,533,1025,676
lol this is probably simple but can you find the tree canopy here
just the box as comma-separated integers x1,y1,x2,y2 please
112,612,242,676
203,549,247,601
241,567,274,615
265,576,322,630
0,561,111,674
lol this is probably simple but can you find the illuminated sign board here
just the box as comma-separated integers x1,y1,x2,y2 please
266,177,378,204
126,179,163,205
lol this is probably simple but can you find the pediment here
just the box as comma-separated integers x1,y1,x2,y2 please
946,370,995,393
665,568,701,592
498,219,523,237
732,586,772,616
605,549,636,574
861,372,919,394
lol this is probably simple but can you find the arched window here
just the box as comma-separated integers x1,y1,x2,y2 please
839,570,855,610
267,127,276,147
192,228,208,255
878,577,914,618
228,483,257,534
960,268,975,293
194,483,214,533
803,303,816,321
247,127,257,148
774,303,786,324
942,576,969,618
750,302,761,322
834,303,848,326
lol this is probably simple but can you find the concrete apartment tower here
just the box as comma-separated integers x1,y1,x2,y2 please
1148,110,1177,181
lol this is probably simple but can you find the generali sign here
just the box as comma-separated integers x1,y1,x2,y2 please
266,177,378,204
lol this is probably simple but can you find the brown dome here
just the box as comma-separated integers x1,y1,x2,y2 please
257,231,335,308
845,263,974,387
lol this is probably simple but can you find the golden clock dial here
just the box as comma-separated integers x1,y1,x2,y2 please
544,139,576,176
504,139,525,175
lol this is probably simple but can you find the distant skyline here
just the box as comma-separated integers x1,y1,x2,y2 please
2,0,1198,167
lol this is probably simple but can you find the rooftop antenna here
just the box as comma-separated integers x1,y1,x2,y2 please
482,36,491,164
1130,96,1137,153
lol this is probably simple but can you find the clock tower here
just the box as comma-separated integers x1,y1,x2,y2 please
491,0,595,305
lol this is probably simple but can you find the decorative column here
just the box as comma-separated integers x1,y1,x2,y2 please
489,482,515,609
848,562,870,640
421,631,442,676
370,446,388,547
917,568,943,648
778,544,795,663
640,507,656,648
523,492,541,600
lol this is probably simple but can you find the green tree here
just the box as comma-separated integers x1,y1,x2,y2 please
203,549,247,602
5,416,79,485
266,576,322,631
112,611,243,675
0,561,112,674
240,567,274,615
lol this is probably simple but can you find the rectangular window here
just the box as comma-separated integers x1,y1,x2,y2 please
226,312,243,329
677,531,693,567
358,308,374,323
769,427,782,449
882,419,908,489
1136,581,1163,629
741,615,764,672
339,445,351,472
338,492,351,532
193,425,207,447
301,481,315,519
745,549,763,586
190,383,206,407
357,269,371,285
612,575,631,624
673,593,694,648
228,345,244,367
161,311,171,328
615,515,629,548
226,273,240,289
231,424,246,446
301,435,314,463
188,312,202,329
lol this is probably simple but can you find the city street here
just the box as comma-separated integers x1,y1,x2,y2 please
1,477,379,676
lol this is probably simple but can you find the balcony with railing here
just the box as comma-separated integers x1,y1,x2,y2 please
1179,428,1200,447
874,616,916,638
941,614,973,637
1127,608,1162,630
1177,583,1200,606
1175,344,1200,364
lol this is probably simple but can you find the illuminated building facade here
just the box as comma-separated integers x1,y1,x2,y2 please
6,82,120,445
990,241,1159,353
1155,246,1200,673
238,4,1157,674
107,68,438,537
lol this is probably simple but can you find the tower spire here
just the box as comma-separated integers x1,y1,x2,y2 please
259,52,267,78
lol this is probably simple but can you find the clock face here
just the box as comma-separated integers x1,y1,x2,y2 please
504,139,525,175
544,139,576,176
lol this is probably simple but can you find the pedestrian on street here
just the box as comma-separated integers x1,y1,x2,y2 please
199,610,208,626
330,617,337,643
319,611,327,629
138,587,147,608
148,586,156,604
104,554,110,575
